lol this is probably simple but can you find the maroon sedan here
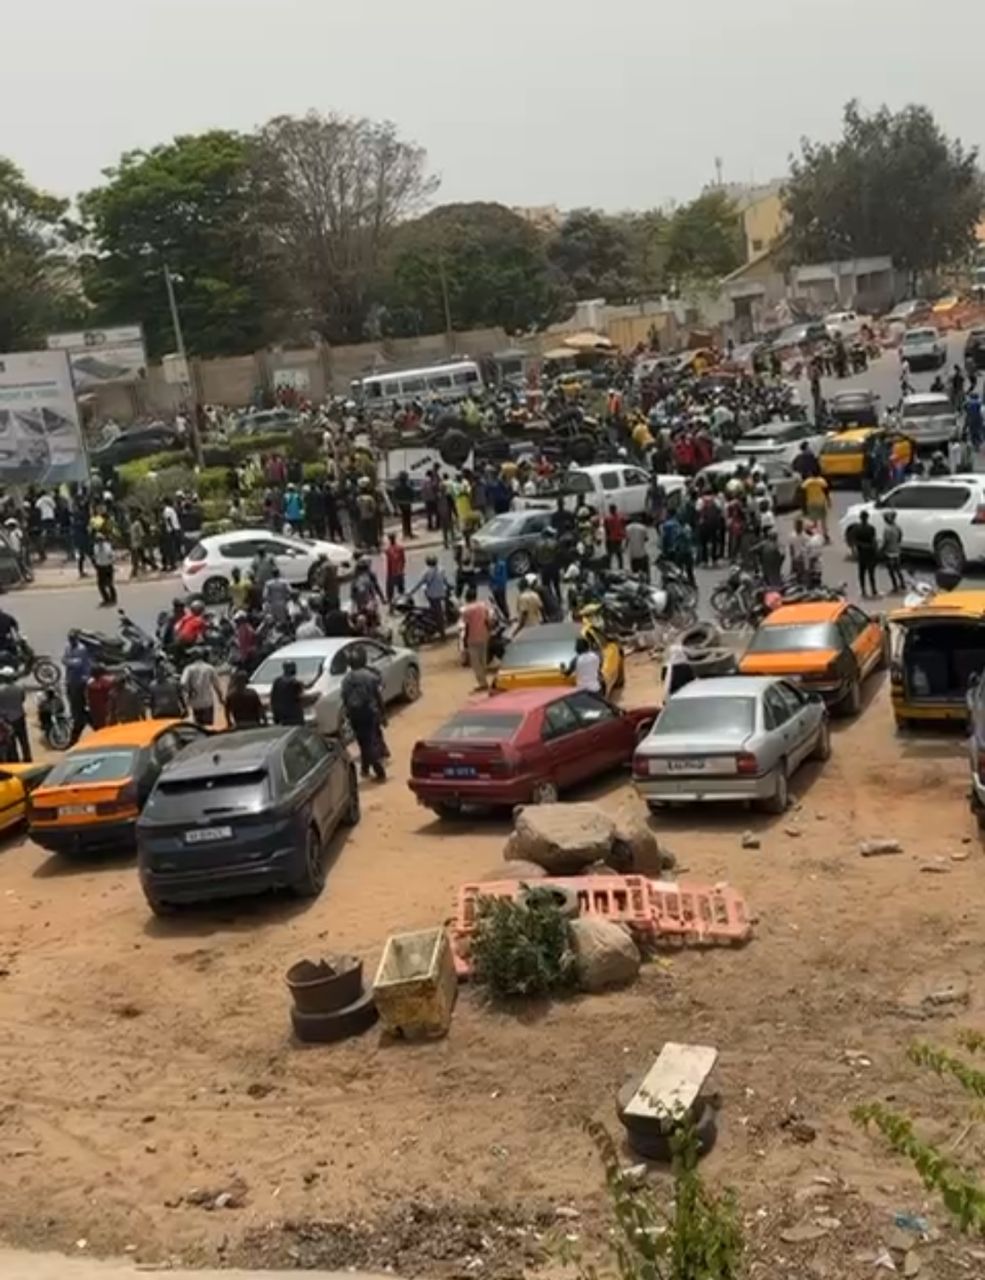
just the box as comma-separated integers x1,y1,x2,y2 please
409,687,657,819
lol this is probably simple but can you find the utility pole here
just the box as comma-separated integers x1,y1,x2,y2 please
163,263,203,466
437,255,453,343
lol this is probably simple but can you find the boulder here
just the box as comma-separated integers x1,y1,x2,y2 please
612,810,676,874
505,803,616,875
492,860,548,882
569,918,641,993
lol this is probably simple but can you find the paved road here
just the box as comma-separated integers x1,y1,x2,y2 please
7,332,977,663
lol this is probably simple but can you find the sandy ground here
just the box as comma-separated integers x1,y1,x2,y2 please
2,645,985,1277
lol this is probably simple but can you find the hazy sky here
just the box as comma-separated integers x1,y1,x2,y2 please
4,0,983,212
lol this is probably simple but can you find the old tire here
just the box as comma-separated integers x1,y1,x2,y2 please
507,549,533,578
624,1101,718,1162
530,780,560,805
401,665,421,701
32,658,62,688
286,956,364,1014
202,576,229,605
290,990,379,1044
811,719,831,761
292,824,327,899
760,764,789,814
520,882,580,919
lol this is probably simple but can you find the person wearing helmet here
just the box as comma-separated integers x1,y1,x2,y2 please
175,598,208,647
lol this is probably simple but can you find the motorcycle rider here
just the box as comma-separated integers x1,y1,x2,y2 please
409,555,450,639
148,660,185,719
233,610,259,668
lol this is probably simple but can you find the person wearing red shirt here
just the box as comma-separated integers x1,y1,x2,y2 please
603,505,627,569
86,667,116,731
383,533,406,606
175,603,208,646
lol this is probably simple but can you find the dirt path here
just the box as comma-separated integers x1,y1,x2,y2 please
2,648,985,1275
0,1249,392,1280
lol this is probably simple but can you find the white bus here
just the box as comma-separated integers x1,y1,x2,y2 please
350,359,483,406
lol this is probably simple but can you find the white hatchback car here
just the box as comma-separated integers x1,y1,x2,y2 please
840,476,985,573
182,530,353,603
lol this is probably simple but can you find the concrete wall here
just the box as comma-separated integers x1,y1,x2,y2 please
741,191,786,261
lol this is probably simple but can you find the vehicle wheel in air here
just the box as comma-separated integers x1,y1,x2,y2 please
46,717,73,751
430,802,463,820
292,824,327,899
401,665,421,701
530,780,559,805
934,534,965,575
341,768,361,827
811,718,832,762
760,764,788,814
507,549,533,578
32,658,61,687
202,576,229,605
402,619,428,648
290,990,379,1044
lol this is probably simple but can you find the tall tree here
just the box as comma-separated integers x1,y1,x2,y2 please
380,202,569,336
77,131,276,358
0,158,85,351
784,100,984,279
251,111,438,344
665,190,743,285
619,209,671,298
548,209,635,302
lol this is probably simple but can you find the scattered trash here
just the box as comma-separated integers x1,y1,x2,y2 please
873,1247,898,1271
898,974,970,1019
893,1212,930,1234
859,839,903,857
919,862,950,875
903,1251,921,1277
553,1206,580,1221
779,1223,830,1243
951,850,970,862
741,831,760,850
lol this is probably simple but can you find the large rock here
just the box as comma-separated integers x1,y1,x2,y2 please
504,803,616,875
569,918,641,993
612,810,676,875
490,860,547,882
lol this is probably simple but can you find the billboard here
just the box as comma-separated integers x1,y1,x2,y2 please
47,325,147,388
0,350,88,484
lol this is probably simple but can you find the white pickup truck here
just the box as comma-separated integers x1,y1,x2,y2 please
516,463,682,520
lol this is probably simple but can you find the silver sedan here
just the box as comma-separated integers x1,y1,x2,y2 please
248,637,421,735
632,674,829,813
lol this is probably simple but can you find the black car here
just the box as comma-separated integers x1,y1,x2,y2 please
136,725,359,914
965,328,985,371
89,423,181,468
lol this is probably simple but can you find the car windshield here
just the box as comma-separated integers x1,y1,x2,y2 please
747,623,840,653
654,697,755,737
45,749,137,785
904,400,951,419
435,712,523,741
503,637,576,668
251,655,325,687
904,329,935,343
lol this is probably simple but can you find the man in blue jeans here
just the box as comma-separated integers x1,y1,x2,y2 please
965,390,983,450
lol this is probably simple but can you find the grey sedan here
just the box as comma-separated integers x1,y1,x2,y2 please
248,637,421,736
696,458,802,511
632,675,829,813
471,510,558,578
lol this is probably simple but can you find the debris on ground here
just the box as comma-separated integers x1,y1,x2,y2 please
741,831,760,850
504,803,616,874
859,839,903,857
897,974,970,1019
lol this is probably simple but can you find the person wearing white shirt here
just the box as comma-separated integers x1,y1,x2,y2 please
35,491,57,560
563,636,602,693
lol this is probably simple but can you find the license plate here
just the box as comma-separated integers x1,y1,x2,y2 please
443,766,477,779
184,826,233,844
662,758,706,773
59,804,95,817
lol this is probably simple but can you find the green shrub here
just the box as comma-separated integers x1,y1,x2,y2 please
196,466,230,498
302,461,328,483
470,887,577,999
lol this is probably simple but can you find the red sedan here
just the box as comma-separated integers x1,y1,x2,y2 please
409,687,657,819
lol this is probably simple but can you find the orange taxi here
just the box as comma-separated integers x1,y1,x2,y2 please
738,600,886,714
29,719,206,855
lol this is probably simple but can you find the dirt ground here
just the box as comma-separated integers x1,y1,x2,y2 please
3,646,985,1277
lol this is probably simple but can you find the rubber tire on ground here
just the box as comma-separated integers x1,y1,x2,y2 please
431,802,463,820
686,648,737,679
760,764,789,814
292,825,327,899
530,780,559,804
934,534,965,575
341,767,361,827
287,957,364,1015
624,1101,718,1162
678,623,719,652
401,665,421,701
811,719,832,761
843,677,862,716
290,989,379,1044
508,550,533,578
520,882,580,919
202,576,229,605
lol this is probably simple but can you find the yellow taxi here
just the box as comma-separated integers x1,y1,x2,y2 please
492,621,624,696
818,428,914,484
739,600,886,714
0,762,53,834
888,589,985,727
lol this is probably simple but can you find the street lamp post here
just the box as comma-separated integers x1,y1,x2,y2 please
163,264,203,466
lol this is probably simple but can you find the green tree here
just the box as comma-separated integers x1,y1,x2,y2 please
665,190,743,286
77,131,276,358
0,158,86,351
620,209,672,298
784,101,984,282
548,209,636,302
380,202,569,336
251,111,438,344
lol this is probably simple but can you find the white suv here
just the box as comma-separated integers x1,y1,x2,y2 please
840,477,985,573
900,327,946,371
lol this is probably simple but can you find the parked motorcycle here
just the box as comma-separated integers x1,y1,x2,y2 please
0,636,61,688
392,591,460,648
36,686,71,750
